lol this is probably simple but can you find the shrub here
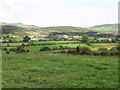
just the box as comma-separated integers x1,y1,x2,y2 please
78,47,92,55
76,46,80,52
98,48,108,52
26,50,30,52
91,51,100,56
111,38,118,43
29,43,35,46
98,48,108,56
116,45,120,51
10,48,17,52
59,45,64,49
8,39,14,43
17,46,25,51
23,36,31,42
10,46,29,53
82,35,89,43
86,43,92,46
6,51,10,54
53,47,58,50
21,43,25,46
67,49,76,54
2,41,7,43
59,50,67,53
109,47,118,55
16,46,27,53
3,48,7,51
7,44,10,47
40,47,52,51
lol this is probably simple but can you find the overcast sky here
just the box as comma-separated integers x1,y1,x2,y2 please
0,0,119,27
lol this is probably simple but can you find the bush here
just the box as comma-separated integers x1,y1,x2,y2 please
98,48,108,56
86,43,92,46
82,35,89,43
23,36,31,42
29,43,35,46
116,45,120,51
6,51,10,54
9,46,29,53
98,48,108,52
67,47,92,55
21,43,25,46
67,49,77,54
76,46,80,52
2,41,7,43
78,47,92,55
17,46,25,51
10,48,17,52
7,44,10,47
91,51,100,56
53,47,58,50
59,50,67,53
40,47,52,51
59,45,64,49
26,50,30,52
8,39,14,43
109,47,118,55
3,48,7,51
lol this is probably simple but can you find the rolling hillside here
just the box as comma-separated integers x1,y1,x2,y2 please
0,22,118,38
0,24,23,34
0,23,87,37
88,24,118,35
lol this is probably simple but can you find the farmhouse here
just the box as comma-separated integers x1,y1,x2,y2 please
39,38,49,41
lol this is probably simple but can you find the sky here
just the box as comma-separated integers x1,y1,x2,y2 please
0,0,119,27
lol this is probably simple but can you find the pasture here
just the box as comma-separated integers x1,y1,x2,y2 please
24,44,89,52
91,43,118,50
2,41,81,47
2,51,118,88
2,41,119,88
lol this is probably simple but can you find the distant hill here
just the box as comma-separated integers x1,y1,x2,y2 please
92,24,118,28
88,24,118,35
0,22,40,28
0,22,87,37
1,22,119,37
88,24,118,31
41,26,87,32
0,24,23,34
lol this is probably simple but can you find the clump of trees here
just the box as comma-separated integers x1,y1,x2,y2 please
2,47,10,54
6,51,10,54
39,45,119,56
10,46,29,53
23,36,31,42
40,46,52,51
98,48,108,56
40,45,71,51
67,46,119,56
82,35,89,43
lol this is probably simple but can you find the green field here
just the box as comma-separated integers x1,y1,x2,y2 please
2,41,118,88
91,43,118,50
24,44,89,52
2,41,80,47
32,41,81,44
2,43,29,47
2,51,118,88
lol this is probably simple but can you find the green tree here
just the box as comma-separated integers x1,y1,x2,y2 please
111,38,118,43
76,46,80,52
82,35,89,43
23,36,31,42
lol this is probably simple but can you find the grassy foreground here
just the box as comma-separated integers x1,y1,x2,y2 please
2,51,118,88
